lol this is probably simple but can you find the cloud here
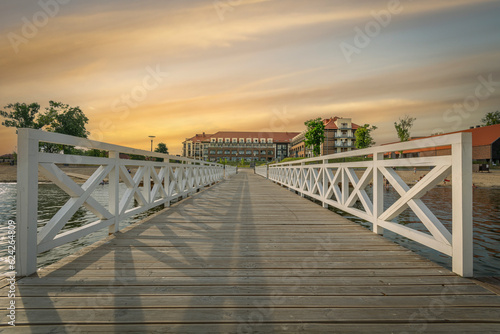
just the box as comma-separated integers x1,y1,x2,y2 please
1,0,500,155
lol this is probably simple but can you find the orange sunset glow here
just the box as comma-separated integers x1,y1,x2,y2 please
1,0,500,155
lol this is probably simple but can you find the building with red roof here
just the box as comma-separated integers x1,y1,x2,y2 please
290,117,361,157
391,123,500,164
182,132,213,159
182,131,299,162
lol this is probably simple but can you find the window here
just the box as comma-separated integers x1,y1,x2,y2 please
232,151,237,155
218,138,223,143
209,150,216,154
268,151,273,155
232,138,237,143
267,138,273,143
246,150,251,154
224,150,230,154
246,138,252,143
260,138,266,143
261,150,266,154
225,138,230,143
239,150,244,155
253,150,258,155
217,150,223,154
239,138,245,143
211,138,216,143
253,138,259,143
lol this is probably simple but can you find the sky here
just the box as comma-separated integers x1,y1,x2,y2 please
1,0,500,155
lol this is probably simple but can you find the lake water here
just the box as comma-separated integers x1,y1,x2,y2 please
323,186,500,277
0,183,164,273
1,183,499,277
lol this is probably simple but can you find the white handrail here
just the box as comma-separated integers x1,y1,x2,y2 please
255,165,268,178
16,129,226,277
267,133,473,277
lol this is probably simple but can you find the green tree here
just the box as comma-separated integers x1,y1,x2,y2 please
39,101,89,138
0,103,43,130
355,124,377,149
1,101,89,137
394,115,416,142
154,142,169,154
1,101,90,153
304,117,325,157
481,111,500,126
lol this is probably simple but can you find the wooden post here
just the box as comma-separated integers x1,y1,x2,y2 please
372,153,384,235
452,132,473,277
16,129,39,277
108,151,120,235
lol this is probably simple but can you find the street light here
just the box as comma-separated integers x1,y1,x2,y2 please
148,135,156,152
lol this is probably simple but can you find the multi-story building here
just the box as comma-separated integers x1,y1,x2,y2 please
290,131,312,158
204,131,299,162
182,132,212,160
323,117,359,154
182,131,299,162
290,117,360,158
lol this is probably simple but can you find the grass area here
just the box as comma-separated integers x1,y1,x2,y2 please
221,160,269,168
279,157,305,163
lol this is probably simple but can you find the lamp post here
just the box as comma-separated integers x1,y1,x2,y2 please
148,136,155,152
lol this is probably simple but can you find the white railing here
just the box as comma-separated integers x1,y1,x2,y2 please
265,133,473,277
255,165,268,178
16,129,227,276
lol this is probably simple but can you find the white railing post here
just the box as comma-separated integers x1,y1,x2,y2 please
372,153,384,235
108,151,120,234
322,159,328,208
451,132,473,277
16,128,39,277
299,163,305,197
143,163,151,203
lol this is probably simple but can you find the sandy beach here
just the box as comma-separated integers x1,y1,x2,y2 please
1,164,499,187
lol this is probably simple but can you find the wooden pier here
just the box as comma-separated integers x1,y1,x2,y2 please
3,169,500,332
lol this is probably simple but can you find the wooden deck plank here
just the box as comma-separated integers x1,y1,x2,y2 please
7,323,500,334
5,169,500,332
11,307,500,324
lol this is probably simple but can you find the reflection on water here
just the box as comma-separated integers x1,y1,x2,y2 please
1,183,499,276
0,183,164,272
327,186,500,277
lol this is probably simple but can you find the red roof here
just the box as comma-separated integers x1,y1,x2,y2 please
463,124,500,146
208,131,300,143
412,124,500,147
323,117,361,130
382,123,500,154
188,133,213,143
